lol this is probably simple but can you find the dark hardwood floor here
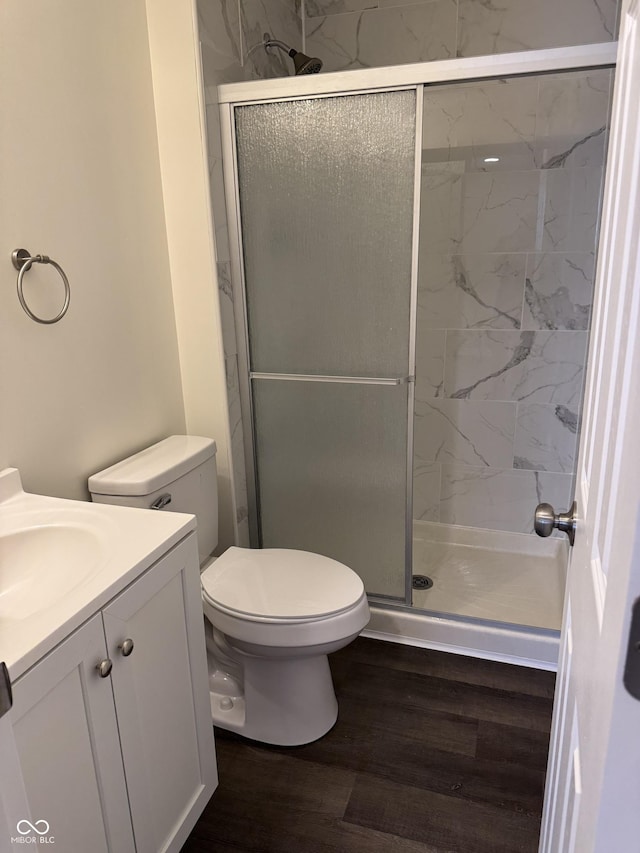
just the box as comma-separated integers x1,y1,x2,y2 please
183,637,555,853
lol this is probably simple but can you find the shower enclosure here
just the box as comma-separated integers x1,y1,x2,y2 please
218,44,615,662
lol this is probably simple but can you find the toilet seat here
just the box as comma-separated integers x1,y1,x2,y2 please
201,547,369,649
201,547,365,622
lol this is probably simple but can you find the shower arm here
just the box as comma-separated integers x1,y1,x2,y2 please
247,32,323,75
264,35,296,59
245,33,295,60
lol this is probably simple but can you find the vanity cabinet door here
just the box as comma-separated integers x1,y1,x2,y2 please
102,534,217,853
0,713,29,847
10,614,135,853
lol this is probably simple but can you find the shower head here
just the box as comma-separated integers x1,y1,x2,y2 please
291,51,323,75
263,32,323,75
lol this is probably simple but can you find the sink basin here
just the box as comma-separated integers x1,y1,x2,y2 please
0,466,196,680
0,521,107,620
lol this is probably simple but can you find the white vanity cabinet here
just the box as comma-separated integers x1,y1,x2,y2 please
8,533,217,853
102,534,217,853
10,614,135,853
0,714,29,849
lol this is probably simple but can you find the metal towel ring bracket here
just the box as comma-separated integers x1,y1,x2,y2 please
11,248,71,324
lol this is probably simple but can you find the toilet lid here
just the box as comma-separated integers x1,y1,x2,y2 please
201,547,365,620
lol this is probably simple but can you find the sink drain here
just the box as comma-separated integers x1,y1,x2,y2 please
412,575,433,590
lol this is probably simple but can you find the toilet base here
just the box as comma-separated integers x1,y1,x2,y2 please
210,690,246,731
207,644,339,746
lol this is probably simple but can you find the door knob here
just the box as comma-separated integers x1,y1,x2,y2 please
534,501,577,546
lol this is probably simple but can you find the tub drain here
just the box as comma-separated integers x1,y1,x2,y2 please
412,575,433,590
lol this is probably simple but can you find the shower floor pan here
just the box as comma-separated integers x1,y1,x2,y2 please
411,522,567,631
365,522,567,669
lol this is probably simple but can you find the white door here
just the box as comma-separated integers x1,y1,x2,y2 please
540,1,640,850
102,535,217,853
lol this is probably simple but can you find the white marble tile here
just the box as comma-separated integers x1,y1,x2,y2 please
415,327,445,401
225,354,241,428
422,78,537,166
414,399,516,467
233,474,250,543
412,460,441,521
457,0,618,58
440,464,573,533
417,253,524,330
236,517,251,547
380,0,446,6
535,71,612,170
205,103,232,264
225,354,250,543
305,0,376,17
423,141,538,175
458,171,540,254
541,167,604,253
217,261,238,357
419,163,464,255
225,356,244,500
198,0,243,87
205,102,222,171
444,330,587,405
514,403,579,473
305,0,456,73
241,0,302,79
523,252,595,331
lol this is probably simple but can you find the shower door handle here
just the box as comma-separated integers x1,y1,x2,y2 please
250,372,414,386
534,501,577,546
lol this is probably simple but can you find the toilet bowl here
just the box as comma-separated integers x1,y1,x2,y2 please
201,546,369,744
88,435,370,746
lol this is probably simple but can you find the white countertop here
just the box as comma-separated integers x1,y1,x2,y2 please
0,468,196,681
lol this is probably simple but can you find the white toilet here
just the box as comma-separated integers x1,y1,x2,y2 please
88,435,370,746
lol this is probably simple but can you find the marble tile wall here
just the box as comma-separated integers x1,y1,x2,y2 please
413,71,612,533
200,0,302,85
199,2,246,545
198,0,303,545
302,0,620,73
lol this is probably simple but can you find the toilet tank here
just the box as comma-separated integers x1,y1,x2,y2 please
88,435,218,564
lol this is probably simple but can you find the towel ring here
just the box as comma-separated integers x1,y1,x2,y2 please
11,248,71,325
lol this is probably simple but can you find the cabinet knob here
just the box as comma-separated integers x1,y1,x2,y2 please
97,659,113,678
119,639,135,657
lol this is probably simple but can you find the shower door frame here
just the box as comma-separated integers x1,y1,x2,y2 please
218,41,617,607
222,85,423,605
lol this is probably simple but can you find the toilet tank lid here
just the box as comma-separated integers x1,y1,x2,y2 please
88,435,217,496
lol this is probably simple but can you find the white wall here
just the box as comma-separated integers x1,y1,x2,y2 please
145,0,236,550
0,0,186,500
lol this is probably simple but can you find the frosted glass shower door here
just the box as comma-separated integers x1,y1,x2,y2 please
234,90,418,600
